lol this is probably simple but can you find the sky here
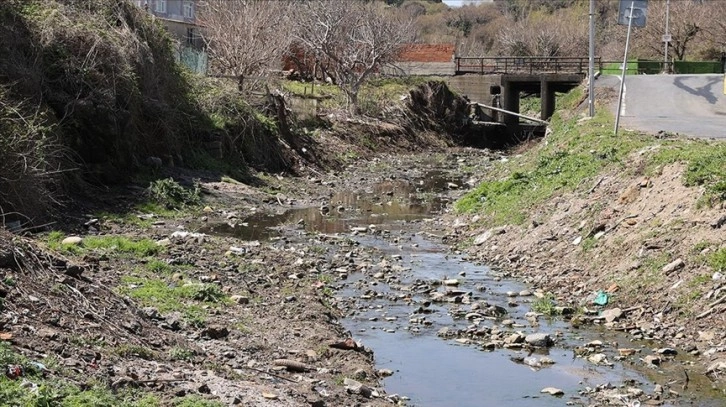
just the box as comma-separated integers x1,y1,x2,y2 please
443,0,494,7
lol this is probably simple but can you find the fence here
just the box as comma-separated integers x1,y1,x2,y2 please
600,59,724,75
455,56,597,75
175,46,208,75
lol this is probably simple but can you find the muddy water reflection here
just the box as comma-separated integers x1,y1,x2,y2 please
200,173,460,240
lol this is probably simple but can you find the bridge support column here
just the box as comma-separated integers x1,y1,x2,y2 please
541,80,556,121
501,83,519,127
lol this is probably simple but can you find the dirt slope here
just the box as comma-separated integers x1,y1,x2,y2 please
450,142,726,389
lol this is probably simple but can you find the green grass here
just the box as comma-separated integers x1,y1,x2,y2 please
47,230,66,247
641,252,671,274
95,210,154,228
531,293,561,316
145,259,172,274
220,175,242,184
118,276,228,326
519,95,541,116
174,395,225,407
169,346,196,361
581,236,597,252
94,200,192,228
649,141,726,205
282,76,434,116
46,232,161,257
135,202,187,218
456,134,637,223
0,342,160,406
709,248,726,272
113,344,158,360
674,273,712,315
147,178,201,210
617,253,670,297
282,80,340,99
455,107,649,224
691,241,713,254
83,236,159,256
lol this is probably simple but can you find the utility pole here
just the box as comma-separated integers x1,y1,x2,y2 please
663,0,670,73
588,0,595,117
614,1,635,136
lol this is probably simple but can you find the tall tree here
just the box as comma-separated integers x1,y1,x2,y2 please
634,0,709,61
197,0,294,83
497,5,588,56
293,0,415,113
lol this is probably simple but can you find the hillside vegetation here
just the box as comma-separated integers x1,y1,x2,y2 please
407,0,726,61
0,0,291,225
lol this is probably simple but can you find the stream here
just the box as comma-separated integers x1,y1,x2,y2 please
202,168,723,406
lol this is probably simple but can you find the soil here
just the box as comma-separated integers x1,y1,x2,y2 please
446,157,726,386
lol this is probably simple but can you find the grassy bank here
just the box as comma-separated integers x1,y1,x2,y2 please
282,76,433,117
456,86,726,225
454,84,726,348
0,0,293,225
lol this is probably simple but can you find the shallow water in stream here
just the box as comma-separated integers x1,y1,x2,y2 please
202,171,723,406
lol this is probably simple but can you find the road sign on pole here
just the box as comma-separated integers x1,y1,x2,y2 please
618,0,648,28
615,1,641,136
588,0,595,118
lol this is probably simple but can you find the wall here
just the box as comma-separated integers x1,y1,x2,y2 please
382,62,455,76
397,44,455,63
387,44,455,76
445,74,502,104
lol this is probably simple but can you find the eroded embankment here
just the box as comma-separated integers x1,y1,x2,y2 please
448,90,726,397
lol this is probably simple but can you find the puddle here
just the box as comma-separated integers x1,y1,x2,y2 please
200,172,462,240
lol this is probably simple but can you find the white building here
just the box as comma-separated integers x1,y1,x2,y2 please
132,0,203,49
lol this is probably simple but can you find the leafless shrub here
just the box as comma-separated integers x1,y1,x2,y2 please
198,0,294,91
293,0,415,113
632,0,710,61
0,86,70,226
497,6,588,57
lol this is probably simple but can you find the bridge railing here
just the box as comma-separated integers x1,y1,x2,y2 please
455,56,601,75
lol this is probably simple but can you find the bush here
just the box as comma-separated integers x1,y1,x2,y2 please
0,85,67,224
147,178,201,209
0,0,229,223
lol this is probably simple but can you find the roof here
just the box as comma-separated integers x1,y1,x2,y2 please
397,44,455,63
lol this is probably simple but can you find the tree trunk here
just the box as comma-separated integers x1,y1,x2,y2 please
345,88,360,115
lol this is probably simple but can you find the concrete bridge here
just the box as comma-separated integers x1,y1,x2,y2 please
445,56,592,134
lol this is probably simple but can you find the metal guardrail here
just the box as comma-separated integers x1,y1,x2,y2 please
455,56,601,75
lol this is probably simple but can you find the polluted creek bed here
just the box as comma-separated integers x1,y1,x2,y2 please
201,165,723,407
199,170,464,240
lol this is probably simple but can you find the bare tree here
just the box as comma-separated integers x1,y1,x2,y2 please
698,1,726,59
293,0,415,113
497,5,588,57
633,0,709,61
197,1,294,85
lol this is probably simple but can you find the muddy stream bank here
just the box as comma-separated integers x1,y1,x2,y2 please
202,152,723,406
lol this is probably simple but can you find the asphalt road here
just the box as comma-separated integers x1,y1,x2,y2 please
600,74,726,139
